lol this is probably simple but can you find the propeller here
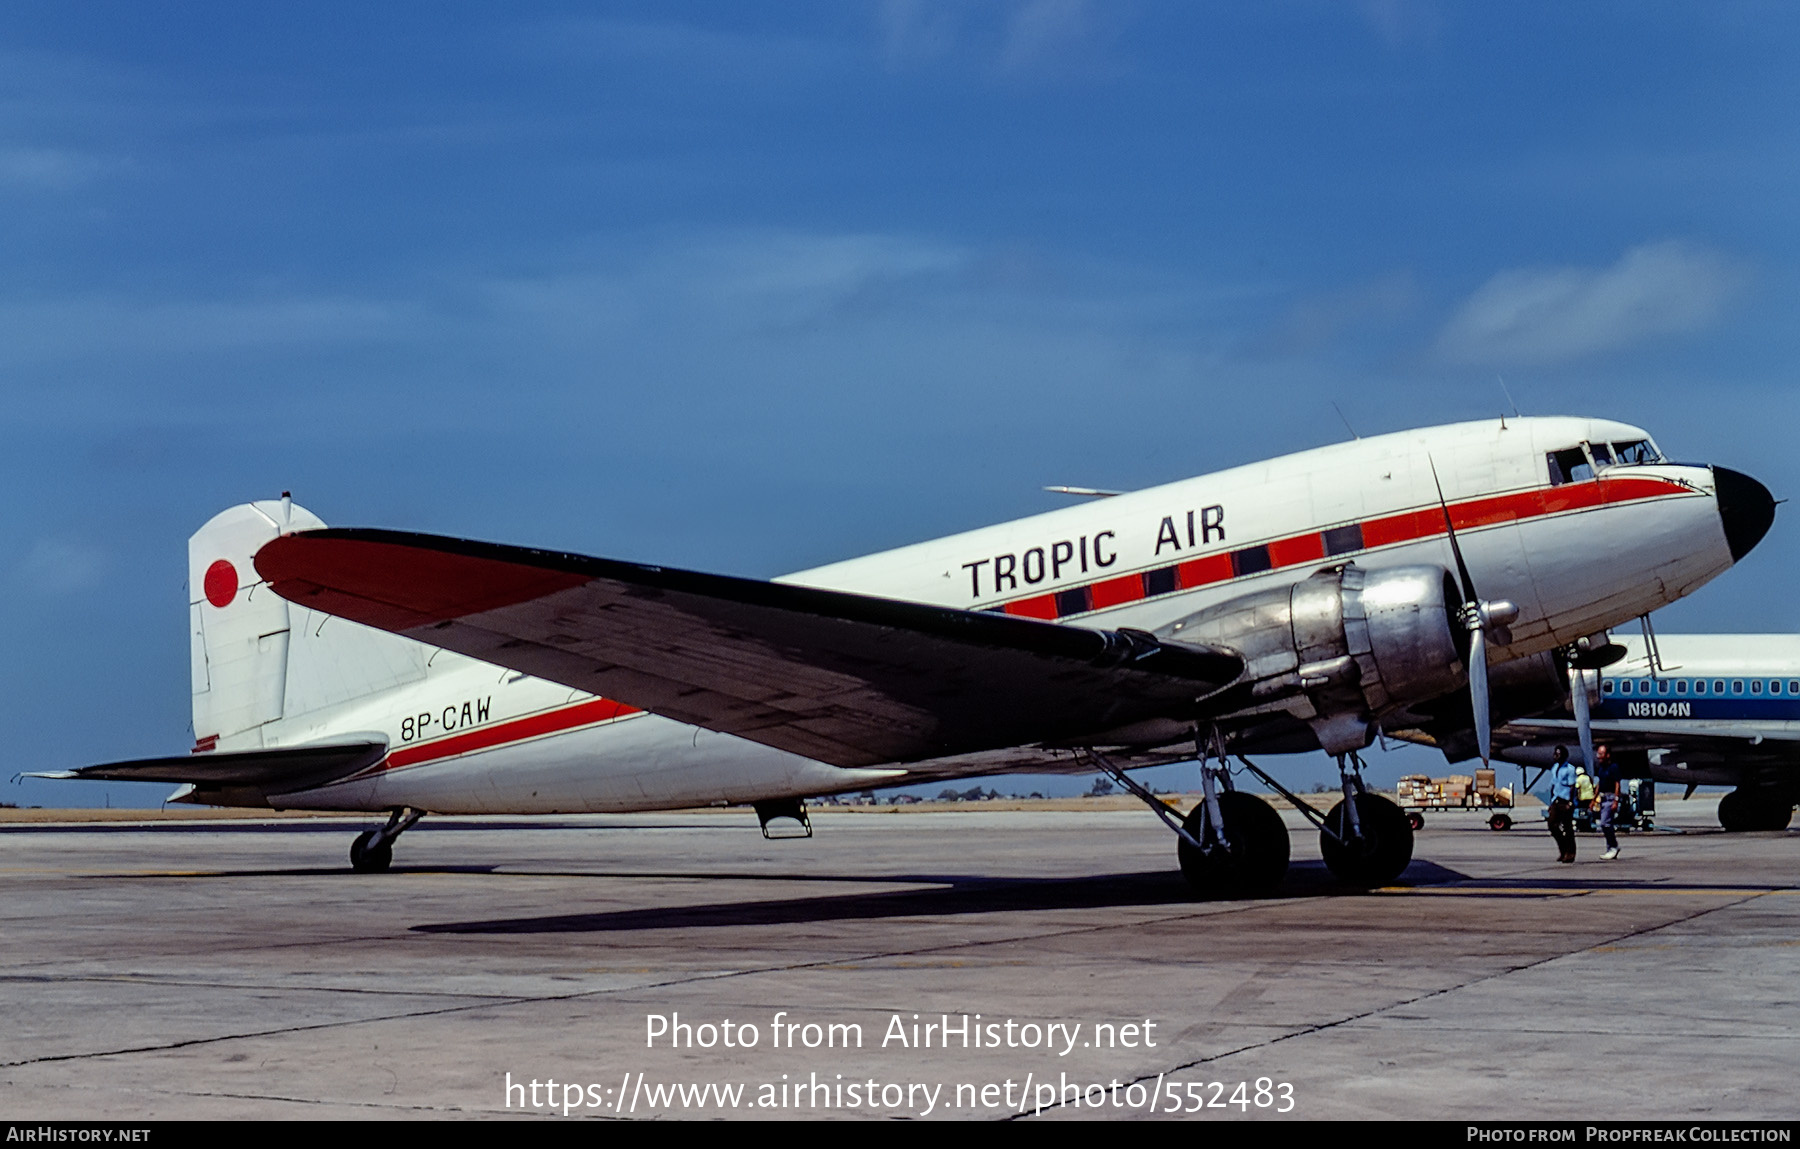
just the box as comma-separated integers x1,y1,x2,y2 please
1562,635,1619,775
1568,663,1597,774
1429,460,1519,766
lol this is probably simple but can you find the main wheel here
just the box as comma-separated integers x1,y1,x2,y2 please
1720,788,1796,832
1177,792,1290,898
1319,793,1414,887
350,830,393,873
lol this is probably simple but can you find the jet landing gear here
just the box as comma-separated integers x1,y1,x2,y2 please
350,807,424,873
1317,753,1413,887
1717,788,1796,832
1088,747,1288,898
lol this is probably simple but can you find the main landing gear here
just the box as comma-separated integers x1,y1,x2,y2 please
350,807,424,873
1092,741,1416,897
1717,788,1796,833
1315,755,1414,887
1090,746,1288,898
1237,750,1413,889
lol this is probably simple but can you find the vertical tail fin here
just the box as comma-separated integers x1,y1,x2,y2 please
190,499,429,750
189,500,315,748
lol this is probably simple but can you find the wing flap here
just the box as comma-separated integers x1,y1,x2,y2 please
256,529,1243,768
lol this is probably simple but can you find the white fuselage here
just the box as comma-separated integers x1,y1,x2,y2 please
194,416,1747,813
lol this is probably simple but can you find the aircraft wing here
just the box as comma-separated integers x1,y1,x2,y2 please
255,529,1243,769
26,742,387,793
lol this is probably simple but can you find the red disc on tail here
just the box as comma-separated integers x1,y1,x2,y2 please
204,560,238,608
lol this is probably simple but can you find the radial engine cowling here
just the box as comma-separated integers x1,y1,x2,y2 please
1159,564,1465,755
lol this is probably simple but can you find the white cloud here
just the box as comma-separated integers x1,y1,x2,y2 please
17,539,106,595
1434,241,1746,365
0,146,116,189
0,295,413,366
999,0,1097,74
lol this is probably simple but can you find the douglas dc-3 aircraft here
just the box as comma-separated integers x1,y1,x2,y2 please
38,417,1775,895
1492,633,1800,833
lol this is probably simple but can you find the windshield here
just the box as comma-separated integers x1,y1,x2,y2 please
1608,439,1662,465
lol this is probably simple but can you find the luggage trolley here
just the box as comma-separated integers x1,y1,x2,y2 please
1396,768,1518,831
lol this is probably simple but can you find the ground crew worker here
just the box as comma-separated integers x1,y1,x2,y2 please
1546,745,1578,863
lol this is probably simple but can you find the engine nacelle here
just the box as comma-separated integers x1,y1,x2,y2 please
1160,564,1465,754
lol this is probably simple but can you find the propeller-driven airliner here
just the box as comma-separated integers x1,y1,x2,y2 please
36,417,1775,894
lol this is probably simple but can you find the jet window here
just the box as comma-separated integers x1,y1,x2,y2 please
1694,680,1706,695
1714,680,1726,694
1773,680,1785,696
1789,680,1799,694
1732,680,1745,694
1547,448,1594,486
1602,680,1615,695
1752,680,1763,694
1675,679,1688,694
1657,679,1670,694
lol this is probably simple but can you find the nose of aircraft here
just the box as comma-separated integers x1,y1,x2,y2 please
1714,466,1776,562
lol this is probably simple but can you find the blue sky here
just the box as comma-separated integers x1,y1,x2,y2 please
5,2,1797,805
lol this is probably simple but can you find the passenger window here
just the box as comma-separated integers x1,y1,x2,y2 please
1733,680,1745,694
1602,680,1615,695
1675,680,1687,694
1547,447,1593,485
1789,680,1799,694
1752,680,1763,694
1715,680,1726,693
1657,679,1670,694
1774,681,1785,696
1694,680,1707,695
1611,439,1661,465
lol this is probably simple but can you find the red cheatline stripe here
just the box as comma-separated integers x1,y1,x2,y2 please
992,476,1692,620
381,697,642,772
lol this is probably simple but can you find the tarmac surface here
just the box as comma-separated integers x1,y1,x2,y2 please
2,793,1795,1121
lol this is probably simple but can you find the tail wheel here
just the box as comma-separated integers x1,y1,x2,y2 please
350,830,393,874
1319,794,1414,887
1178,792,1290,898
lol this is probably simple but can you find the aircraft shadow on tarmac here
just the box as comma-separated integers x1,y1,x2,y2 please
407,859,1490,935
408,856,1800,936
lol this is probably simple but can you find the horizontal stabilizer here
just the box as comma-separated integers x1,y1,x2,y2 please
28,741,385,793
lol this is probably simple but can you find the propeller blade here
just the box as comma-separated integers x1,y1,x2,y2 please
1429,457,1480,605
1470,624,1490,765
1569,665,1596,773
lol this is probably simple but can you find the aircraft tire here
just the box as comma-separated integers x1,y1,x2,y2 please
1177,792,1290,898
1320,794,1414,887
350,830,393,874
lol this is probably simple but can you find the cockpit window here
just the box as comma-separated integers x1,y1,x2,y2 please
1609,439,1661,465
1547,447,1593,486
1588,442,1613,466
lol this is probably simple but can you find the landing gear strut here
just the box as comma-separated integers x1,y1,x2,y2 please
1088,735,1289,899
1317,753,1413,887
350,807,424,873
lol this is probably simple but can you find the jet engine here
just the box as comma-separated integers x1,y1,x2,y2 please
1159,564,1466,754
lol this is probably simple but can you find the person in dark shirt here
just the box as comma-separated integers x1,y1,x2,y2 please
1594,744,1624,859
